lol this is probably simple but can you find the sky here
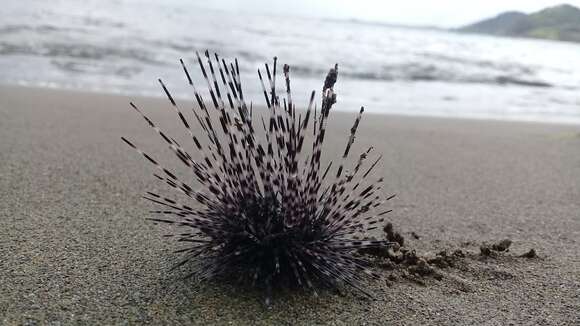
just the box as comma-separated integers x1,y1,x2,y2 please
193,0,580,28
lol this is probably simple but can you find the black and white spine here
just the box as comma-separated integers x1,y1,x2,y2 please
122,51,396,304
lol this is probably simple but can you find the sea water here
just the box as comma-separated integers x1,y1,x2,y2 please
1,0,580,124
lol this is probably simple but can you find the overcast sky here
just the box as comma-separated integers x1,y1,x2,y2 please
194,0,580,28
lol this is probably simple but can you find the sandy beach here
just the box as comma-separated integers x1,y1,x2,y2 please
1,85,579,325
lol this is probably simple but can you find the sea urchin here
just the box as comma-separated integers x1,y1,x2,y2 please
122,51,396,304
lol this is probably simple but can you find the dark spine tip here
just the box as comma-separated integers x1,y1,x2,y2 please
121,137,135,148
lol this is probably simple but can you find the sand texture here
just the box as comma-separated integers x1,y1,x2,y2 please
1,85,579,325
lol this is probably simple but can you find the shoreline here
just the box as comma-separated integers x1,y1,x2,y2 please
3,83,580,127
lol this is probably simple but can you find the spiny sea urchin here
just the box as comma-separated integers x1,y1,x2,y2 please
122,51,396,304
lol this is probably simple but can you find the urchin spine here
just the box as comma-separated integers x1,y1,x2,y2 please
122,51,396,302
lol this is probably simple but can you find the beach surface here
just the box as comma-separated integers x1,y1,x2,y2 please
1,85,579,325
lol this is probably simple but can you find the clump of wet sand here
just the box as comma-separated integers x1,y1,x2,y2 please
358,223,541,290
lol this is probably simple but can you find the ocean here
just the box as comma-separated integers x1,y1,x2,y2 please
2,0,580,124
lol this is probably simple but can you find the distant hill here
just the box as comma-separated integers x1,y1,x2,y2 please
459,4,580,43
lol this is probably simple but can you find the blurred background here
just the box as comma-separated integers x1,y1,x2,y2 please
1,0,580,123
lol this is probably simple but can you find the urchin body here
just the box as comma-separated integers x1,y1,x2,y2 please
122,52,395,302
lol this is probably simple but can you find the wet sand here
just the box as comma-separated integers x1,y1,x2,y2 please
1,85,579,325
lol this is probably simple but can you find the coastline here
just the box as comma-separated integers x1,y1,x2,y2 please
3,83,580,127
1,85,579,325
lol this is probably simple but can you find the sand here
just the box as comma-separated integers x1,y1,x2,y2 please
1,85,579,325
